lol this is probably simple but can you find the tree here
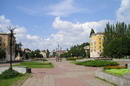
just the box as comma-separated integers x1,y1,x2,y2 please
29,49,43,58
90,29,95,37
15,42,23,57
60,42,89,58
103,22,130,58
0,49,6,59
46,49,50,58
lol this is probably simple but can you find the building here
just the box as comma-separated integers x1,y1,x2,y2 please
40,50,47,58
90,32,104,58
84,45,90,58
0,33,16,61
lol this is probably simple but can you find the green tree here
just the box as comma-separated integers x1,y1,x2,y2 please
0,49,6,59
90,29,95,37
29,49,43,58
60,42,89,58
103,22,130,58
46,49,50,58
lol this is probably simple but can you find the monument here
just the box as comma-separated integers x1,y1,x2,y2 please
15,53,22,60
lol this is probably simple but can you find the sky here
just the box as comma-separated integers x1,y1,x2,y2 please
0,0,130,51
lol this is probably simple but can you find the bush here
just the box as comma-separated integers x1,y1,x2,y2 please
75,61,88,65
75,60,119,67
0,69,21,79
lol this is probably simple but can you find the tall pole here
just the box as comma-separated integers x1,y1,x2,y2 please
7,26,16,70
58,44,59,62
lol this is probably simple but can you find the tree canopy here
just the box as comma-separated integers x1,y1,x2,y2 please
103,22,130,58
60,42,89,58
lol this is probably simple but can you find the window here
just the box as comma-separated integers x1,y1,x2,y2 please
0,37,2,42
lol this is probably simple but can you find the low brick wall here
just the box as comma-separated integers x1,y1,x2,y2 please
0,66,28,74
128,63,130,69
95,69,130,86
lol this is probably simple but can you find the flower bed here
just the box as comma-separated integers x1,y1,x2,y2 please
104,66,126,69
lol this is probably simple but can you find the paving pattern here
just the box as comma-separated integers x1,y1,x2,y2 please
22,59,113,86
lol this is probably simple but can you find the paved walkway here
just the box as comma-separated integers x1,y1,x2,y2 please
22,59,113,86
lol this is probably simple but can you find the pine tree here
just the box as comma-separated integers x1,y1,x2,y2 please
90,29,95,37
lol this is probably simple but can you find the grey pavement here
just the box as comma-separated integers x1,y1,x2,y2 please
21,58,113,86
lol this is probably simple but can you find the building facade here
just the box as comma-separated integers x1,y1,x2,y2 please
40,50,47,58
90,32,104,58
84,45,90,58
0,33,16,61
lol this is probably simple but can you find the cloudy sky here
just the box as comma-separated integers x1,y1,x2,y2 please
0,0,130,50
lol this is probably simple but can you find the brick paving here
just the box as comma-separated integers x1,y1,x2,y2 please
22,59,113,86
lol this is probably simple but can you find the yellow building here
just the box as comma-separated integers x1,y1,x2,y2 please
90,32,104,58
0,33,16,61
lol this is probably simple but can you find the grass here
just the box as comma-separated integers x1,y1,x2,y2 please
105,69,130,76
31,58,48,61
0,73,31,86
14,62,54,68
74,60,119,67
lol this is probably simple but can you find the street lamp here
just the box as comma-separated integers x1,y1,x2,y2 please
7,26,16,70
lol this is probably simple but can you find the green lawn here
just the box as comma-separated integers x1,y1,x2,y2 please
14,62,54,68
105,69,130,76
0,73,31,86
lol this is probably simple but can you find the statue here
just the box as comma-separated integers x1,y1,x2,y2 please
15,53,22,60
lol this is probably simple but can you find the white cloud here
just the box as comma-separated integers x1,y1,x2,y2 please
19,0,84,17
51,16,110,48
1,0,130,50
116,0,130,23
0,15,110,50
26,34,40,40
47,0,84,16
0,15,11,32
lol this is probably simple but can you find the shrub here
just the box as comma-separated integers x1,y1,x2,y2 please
75,61,88,65
75,60,119,67
0,69,21,79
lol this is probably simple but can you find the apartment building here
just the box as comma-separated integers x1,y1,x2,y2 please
0,33,16,61
90,32,104,58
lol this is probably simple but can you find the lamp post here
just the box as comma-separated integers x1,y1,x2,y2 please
7,26,16,70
